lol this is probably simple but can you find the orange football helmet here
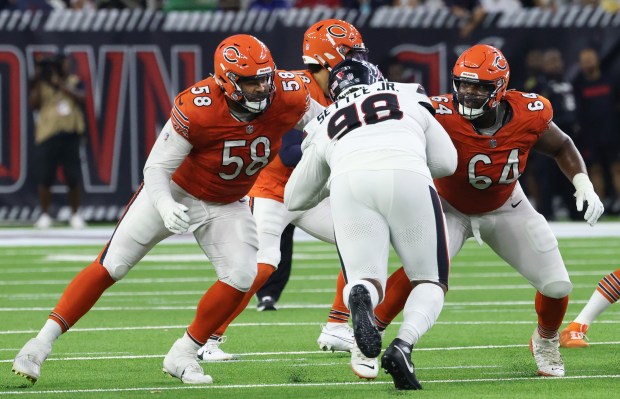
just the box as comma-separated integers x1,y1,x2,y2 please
213,34,276,113
302,19,368,71
452,44,510,120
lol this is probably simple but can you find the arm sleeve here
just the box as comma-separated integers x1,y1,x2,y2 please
284,140,330,211
143,120,193,209
424,109,458,178
279,129,304,167
295,98,324,131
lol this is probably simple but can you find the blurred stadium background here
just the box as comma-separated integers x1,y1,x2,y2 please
0,4,619,225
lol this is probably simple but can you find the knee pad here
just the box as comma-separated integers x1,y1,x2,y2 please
256,245,281,268
221,267,256,292
540,280,573,299
525,216,558,253
101,254,133,281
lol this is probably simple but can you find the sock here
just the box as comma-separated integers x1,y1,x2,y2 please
180,332,201,351
375,267,411,330
326,271,350,323
187,280,247,345
574,269,620,326
50,261,116,332
36,319,63,346
343,280,380,310
535,291,568,339
212,263,275,336
397,283,444,346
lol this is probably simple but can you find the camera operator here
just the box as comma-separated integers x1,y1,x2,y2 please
30,53,87,229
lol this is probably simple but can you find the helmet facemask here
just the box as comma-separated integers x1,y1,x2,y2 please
453,76,505,120
227,71,276,113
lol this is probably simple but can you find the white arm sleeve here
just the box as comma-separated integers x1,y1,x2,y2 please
295,98,324,131
143,120,193,208
284,141,330,211
424,109,458,178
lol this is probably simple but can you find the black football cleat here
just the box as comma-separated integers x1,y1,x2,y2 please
348,284,382,358
256,296,277,312
381,338,423,390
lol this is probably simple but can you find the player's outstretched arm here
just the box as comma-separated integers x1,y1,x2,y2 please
534,122,604,226
284,138,330,212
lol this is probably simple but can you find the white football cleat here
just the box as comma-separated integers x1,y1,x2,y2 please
530,329,565,377
12,338,52,384
350,341,378,379
197,336,236,362
317,322,355,352
163,338,213,384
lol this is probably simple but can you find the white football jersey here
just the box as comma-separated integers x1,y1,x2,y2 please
285,80,457,211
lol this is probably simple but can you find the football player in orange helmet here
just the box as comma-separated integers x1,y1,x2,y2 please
348,44,605,383
451,44,509,120
213,34,276,113
12,34,323,386
195,19,381,380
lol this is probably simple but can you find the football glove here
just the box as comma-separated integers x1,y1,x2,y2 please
156,197,190,234
573,173,604,226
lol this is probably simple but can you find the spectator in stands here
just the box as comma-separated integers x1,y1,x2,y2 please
523,48,580,220
522,48,544,92
248,0,290,9
573,47,620,214
30,53,87,230
295,0,340,7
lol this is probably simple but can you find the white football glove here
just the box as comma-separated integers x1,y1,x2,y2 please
156,197,190,234
573,173,604,226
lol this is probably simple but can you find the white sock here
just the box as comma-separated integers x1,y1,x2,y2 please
182,332,201,350
397,283,444,346
35,319,62,346
574,290,613,326
342,280,380,310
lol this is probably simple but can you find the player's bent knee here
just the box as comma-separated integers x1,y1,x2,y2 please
221,269,256,292
412,280,448,294
101,261,131,281
540,280,573,298
256,246,281,269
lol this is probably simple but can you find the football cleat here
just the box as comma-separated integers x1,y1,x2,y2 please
12,338,52,384
317,322,355,352
381,338,422,390
163,338,213,384
256,296,277,312
560,322,589,348
197,336,236,362
530,329,565,377
348,284,382,358
351,340,378,379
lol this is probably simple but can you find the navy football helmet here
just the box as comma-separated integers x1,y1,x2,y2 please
328,59,383,101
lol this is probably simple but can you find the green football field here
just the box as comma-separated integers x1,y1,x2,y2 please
1,236,619,398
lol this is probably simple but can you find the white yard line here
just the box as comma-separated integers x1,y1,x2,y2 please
1,374,620,395
2,319,620,335
0,222,619,247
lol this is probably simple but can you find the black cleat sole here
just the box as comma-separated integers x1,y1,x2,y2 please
349,285,382,358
